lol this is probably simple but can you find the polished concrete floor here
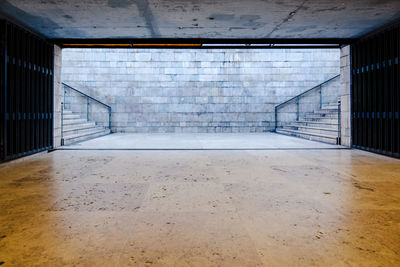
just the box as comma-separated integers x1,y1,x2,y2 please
0,134,399,266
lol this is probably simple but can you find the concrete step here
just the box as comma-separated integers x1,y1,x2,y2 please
63,122,96,132
63,114,81,120
322,104,340,110
303,117,338,124
65,126,107,137
305,113,339,119
314,109,339,114
63,123,100,135
276,128,338,144
286,125,339,136
293,120,338,129
63,118,88,125
61,108,111,145
63,110,73,115
63,128,111,145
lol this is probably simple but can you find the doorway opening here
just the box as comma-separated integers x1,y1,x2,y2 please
59,48,345,150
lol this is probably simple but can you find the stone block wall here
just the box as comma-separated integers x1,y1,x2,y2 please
62,48,340,133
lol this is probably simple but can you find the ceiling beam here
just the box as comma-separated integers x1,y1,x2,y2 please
54,38,354,49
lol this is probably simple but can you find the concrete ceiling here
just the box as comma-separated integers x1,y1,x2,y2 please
1,0,400,40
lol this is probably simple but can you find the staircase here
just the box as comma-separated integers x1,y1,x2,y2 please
274,75,341,145
62,83,112,145
62,109,110,145
276,103,340,144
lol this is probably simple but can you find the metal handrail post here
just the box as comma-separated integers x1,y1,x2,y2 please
63,84,66,110
337,99,341,145
275,106,278,130
86,96,89,121
296,97,300,121
109,107,112,131
319,85,322,109
61,102,64,146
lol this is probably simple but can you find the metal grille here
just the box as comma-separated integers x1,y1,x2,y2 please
0,20,54,162
352,23,400,158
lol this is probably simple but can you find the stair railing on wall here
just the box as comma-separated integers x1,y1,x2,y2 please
274,75,340,130
61,83,112,146
337,100,341,145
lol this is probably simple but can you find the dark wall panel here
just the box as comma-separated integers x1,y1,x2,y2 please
0,20,53,162
352,23,400,158
0,20,5,161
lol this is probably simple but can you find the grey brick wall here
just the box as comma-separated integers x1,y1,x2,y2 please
62,48,340,133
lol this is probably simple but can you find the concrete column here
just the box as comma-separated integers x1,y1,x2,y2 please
53,45,62,148
340,45,351,147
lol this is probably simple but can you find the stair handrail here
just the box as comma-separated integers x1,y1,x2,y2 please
62,83,111,110
274,75,340,130
61,83,112,146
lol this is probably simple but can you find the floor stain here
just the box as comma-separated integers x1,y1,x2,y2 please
353,182,375,192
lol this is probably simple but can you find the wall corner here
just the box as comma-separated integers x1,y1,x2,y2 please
340,45,351,147
53,45,62,148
